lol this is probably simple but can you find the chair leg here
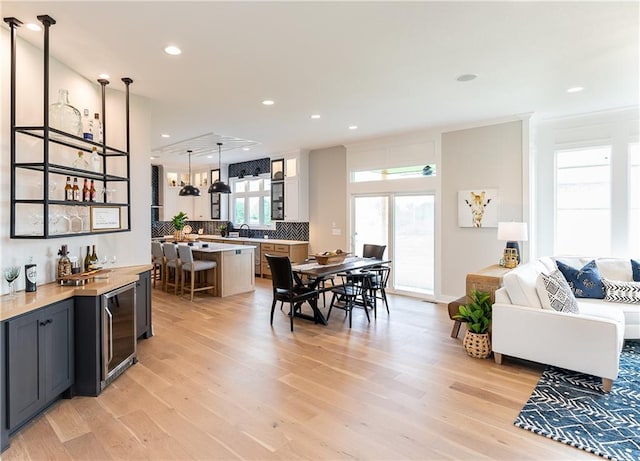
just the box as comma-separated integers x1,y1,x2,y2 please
327,293,338,320
270,299,277,326
180,270,185,297
289,302,294,332
190,269,196,302
382,289,389,314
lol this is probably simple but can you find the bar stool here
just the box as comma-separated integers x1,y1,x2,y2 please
151,242,165,288
177,245,217,301
162,243,181,295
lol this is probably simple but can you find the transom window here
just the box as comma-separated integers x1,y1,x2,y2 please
351,164,436,183
230,176,272,228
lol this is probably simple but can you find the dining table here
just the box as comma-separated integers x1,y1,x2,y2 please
291,256,391,325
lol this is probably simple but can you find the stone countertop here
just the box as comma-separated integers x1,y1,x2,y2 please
0,264,153,322
197,235,309,245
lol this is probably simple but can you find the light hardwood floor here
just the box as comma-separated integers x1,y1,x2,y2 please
3,278,594,460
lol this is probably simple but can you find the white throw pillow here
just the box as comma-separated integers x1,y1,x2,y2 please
596,259,633,282
602,278,640,304
536,270,580,313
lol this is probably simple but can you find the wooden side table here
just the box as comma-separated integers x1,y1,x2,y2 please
448,264,512,339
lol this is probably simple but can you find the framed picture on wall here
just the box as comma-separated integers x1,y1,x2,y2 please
458,189,499,228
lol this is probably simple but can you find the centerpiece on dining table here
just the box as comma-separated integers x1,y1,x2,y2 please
312,249,350,265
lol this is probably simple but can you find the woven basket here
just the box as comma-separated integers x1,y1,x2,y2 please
174,230,185,242
463,331,491,359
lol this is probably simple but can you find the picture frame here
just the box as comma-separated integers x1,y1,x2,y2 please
458,189,499,228
90,206,122,231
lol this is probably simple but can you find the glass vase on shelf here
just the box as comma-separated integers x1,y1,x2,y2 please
49,89,82,137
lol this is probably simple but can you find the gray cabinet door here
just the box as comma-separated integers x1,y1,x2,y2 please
7,299,73,431
7,311,42,431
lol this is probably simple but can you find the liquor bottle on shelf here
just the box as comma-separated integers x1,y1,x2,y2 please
82,179,90,202
91,113,103,144
84,245,91,272
89,180,97,202
73,150,90,170
90,245,99,269
82,109,93,140
49,89,82,136
91,146,101,173
64,176,73,201
72,178,80,201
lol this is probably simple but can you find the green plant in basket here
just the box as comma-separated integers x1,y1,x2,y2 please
453,289,492,334
171,211,188,231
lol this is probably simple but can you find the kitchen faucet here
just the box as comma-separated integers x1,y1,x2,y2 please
239,223,250,238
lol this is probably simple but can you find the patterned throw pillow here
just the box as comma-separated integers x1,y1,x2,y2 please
539,270,580,313
632,259,640,282
602,278,640,304
556,259,604,299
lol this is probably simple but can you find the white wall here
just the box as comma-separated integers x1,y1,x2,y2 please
534,107,639,257
0,28,151,293
441,120,526,299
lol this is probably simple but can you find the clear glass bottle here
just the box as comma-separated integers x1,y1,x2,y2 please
91,113,103,144
91,146,101,173
82,108,93,140
73,150,90,170
57,244,72,280
49,89,82,136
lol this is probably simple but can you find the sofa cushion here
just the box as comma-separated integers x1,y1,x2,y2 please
602,278,640,304
632,259,640,282
502,260,551,308
596,258,633,282
556,259,604,299
536,270,580,313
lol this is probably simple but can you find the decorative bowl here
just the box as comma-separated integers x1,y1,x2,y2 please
313,252,349,265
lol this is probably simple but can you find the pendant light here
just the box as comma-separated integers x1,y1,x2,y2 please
208,142,231,194
179,150,201,196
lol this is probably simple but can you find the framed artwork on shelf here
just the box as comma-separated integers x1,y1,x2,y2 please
458,189,499,228
90,206,122,231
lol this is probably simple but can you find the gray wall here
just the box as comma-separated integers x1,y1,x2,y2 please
441,120,524,298
308,145,348,255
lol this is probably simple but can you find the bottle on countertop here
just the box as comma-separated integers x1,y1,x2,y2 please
89,180,97,202
82,108,93,140
82,178,90,202
91,113,103,144
72,178,80,201
57,245,72,280
25,257,37,292
64,176,73,201
84,245,91,272
90,245,99,269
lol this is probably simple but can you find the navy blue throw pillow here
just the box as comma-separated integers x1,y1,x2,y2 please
632,259,640,282
556,259,605,299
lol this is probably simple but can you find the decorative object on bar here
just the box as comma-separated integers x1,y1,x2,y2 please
208,143,231,194
179,150,201,196
49,88,81,136
57,244,72,280
171,211,189,241
497,221,528,266
25,257,37,292
3,266,20,298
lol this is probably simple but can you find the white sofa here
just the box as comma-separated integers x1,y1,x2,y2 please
492,256,639,392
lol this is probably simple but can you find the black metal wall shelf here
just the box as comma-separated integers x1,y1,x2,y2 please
5,15,134,239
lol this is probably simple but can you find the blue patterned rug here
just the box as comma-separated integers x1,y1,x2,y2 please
515,341,640,461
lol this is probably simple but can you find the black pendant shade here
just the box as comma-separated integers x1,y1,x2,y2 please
208,142,231,194
179,149,201,196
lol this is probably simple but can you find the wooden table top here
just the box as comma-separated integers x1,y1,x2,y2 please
292,257,390,279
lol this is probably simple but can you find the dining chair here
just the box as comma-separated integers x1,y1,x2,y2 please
363,243,386,259
364,265,391,316
177,244,217,301
151,241,165,288
328,272,371,328
162,242,181,295
265,254,319,332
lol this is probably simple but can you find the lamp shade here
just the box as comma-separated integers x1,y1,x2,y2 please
497,222,528,241
179,184,201,196
208,181,231,194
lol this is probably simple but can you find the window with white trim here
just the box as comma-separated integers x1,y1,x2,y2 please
230,176,272,228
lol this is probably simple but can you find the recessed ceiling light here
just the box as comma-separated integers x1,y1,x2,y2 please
161,134,171,138
150,156,159,160
207,155,213,159
567,86,584,93
310,114,321,119
456,74,477,82
164,45,182,56
348,125,358,130
26,23,41,32
98,73,110,79
262,100,275,106
242,147,250,151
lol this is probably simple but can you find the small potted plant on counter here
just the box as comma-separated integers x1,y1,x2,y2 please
172,211,188,241
218,223,227,237
453,289,492,359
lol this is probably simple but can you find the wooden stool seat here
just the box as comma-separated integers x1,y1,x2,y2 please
447,296,467,338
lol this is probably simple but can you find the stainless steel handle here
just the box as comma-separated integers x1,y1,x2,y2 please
105,305,113,363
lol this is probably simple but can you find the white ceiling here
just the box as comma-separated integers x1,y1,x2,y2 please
2,1,638,166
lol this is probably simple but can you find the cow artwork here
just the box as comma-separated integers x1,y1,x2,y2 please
458,189,499,228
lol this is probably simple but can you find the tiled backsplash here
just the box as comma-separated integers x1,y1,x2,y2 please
152,220,309,241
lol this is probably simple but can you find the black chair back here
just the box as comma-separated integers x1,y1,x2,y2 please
363,244,386,259
266,254,294,292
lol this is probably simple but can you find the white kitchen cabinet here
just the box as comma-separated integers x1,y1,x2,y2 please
162,167,211,221
271,150,308,222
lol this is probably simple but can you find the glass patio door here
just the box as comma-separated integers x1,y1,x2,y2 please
352,194,435,296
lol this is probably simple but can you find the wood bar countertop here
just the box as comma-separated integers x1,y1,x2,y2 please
0,264,152,322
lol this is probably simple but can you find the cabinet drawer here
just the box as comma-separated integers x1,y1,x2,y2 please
261,243,275,251
274,244,289,252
